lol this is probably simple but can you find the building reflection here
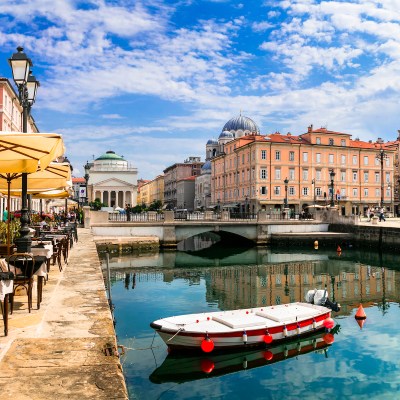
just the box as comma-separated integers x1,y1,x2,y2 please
110,258,397,315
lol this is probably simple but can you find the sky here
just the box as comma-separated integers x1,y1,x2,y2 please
1,0,400,179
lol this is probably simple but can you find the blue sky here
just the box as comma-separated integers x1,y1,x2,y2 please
1,0,400,179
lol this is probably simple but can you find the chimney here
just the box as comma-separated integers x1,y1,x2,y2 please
376,137,384,144
308,124,313,133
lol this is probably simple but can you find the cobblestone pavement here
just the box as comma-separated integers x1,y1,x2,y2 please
0,228,128,399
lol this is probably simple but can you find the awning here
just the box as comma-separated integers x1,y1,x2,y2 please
221,203,240,208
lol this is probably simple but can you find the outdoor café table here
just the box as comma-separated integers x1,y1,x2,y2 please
8,255,47,310
31,245,53,275
0,274,13,336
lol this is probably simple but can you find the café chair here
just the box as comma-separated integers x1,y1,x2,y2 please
8,253,35,314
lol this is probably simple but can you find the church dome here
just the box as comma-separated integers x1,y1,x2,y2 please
201,160,212,171
222,115,260,134
95,150,125,161
219,130,234,139
207,138,218,145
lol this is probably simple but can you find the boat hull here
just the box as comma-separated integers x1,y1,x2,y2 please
151,302,332,352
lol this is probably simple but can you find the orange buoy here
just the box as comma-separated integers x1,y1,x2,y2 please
355,304,367,320
323,317,335,330
356,318,365,330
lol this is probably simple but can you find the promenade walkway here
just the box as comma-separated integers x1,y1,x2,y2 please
357,216,400,228
0,228,128,399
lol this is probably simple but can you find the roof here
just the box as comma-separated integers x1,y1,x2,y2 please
95,150,125,161
222,115,260,134
72,177,86,183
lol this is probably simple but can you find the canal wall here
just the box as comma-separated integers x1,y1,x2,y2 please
0,228,128,399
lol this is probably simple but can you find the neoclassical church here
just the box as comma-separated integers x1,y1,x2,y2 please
86,150,138,208
195,115,260,210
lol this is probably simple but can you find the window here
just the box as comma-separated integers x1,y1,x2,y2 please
316,137,321,144
386,172,390,183
329,154,334,163
275,151,280,161
275,168,281,180
386,157,390,167
302,169,308,181
274,186,281,195
340,188,346,197
341,139,346,146
289,168,295,180
364,156,368,165
316,170,322,181
302,187,309,196
316,153,321,163
303,152,308,162
261,186,267,195
341,155,346,164
386,187,391,197
375,157,380,166
260,168,267,179
329,138,334,146
289,151,295,161
353,171,358,182
353,188,358,196
340,171,346,182
316,187,322,196
289,187,295,195
261,150,266,160
376,188,380,197
364,188,369,197
363,172,368,182
353,155,357,165
375,172,380,183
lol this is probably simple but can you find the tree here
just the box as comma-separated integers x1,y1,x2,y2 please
90,198,105,211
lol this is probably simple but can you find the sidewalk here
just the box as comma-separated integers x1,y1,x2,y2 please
0,228,128,399
357,217,400,228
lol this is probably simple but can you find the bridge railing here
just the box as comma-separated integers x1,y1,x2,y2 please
109,212,165,222
108,210,313,222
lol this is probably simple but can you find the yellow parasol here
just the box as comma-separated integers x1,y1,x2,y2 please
0,133,65,255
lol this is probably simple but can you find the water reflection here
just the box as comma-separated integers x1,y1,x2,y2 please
105,247,398,316
149,331,334,384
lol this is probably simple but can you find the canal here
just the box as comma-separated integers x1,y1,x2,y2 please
101,238,400,400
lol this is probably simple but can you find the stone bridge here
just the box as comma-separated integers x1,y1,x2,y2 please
87,209,331,247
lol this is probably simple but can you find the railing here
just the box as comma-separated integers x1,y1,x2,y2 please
107,211,314,222
108,212,164,222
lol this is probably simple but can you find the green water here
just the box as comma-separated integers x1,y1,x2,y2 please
104,245,400,400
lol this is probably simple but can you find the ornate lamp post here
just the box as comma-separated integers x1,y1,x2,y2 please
283,177,289,208
376,145,388,207
245,195,248,214
312,178,316,208
63,156,73,223
84,161,90,206
9,47,39,253
329,170,336,207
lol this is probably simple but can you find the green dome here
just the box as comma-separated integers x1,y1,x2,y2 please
95,150,125,161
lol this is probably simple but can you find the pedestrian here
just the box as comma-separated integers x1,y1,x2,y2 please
367,207,371,222
379,207,386,222
2,207,8,222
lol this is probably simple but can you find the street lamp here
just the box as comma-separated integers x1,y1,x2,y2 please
312,178,316,208
245,195,249,214
63,156,73,223
217,199,220,213
283,177,289,208
376,145,388,208
329,170,336,207
84,161,90,206
388,183,393,216
8,47,39,253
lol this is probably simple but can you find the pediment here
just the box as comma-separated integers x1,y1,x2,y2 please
95,178,135,188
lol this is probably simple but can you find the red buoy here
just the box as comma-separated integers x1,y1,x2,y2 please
200,359,215,374
263,350,273,361
323,317,335,329
201,336,215,353
355,304,367,320
323,333,335,344
356,318,365,330
263,333,273,344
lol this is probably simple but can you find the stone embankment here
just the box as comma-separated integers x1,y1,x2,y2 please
0,228,128,399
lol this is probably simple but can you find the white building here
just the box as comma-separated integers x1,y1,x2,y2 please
87,151,138,208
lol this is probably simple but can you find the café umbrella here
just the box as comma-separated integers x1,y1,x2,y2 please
0,133,65,254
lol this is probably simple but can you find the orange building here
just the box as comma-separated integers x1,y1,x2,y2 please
211,123,395,215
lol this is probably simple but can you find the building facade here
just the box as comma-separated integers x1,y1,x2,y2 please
163,157,203,210
0,78,40,217
210,119,396,215
86,151,138,208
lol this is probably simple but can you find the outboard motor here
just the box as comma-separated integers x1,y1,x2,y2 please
306,288,341,312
